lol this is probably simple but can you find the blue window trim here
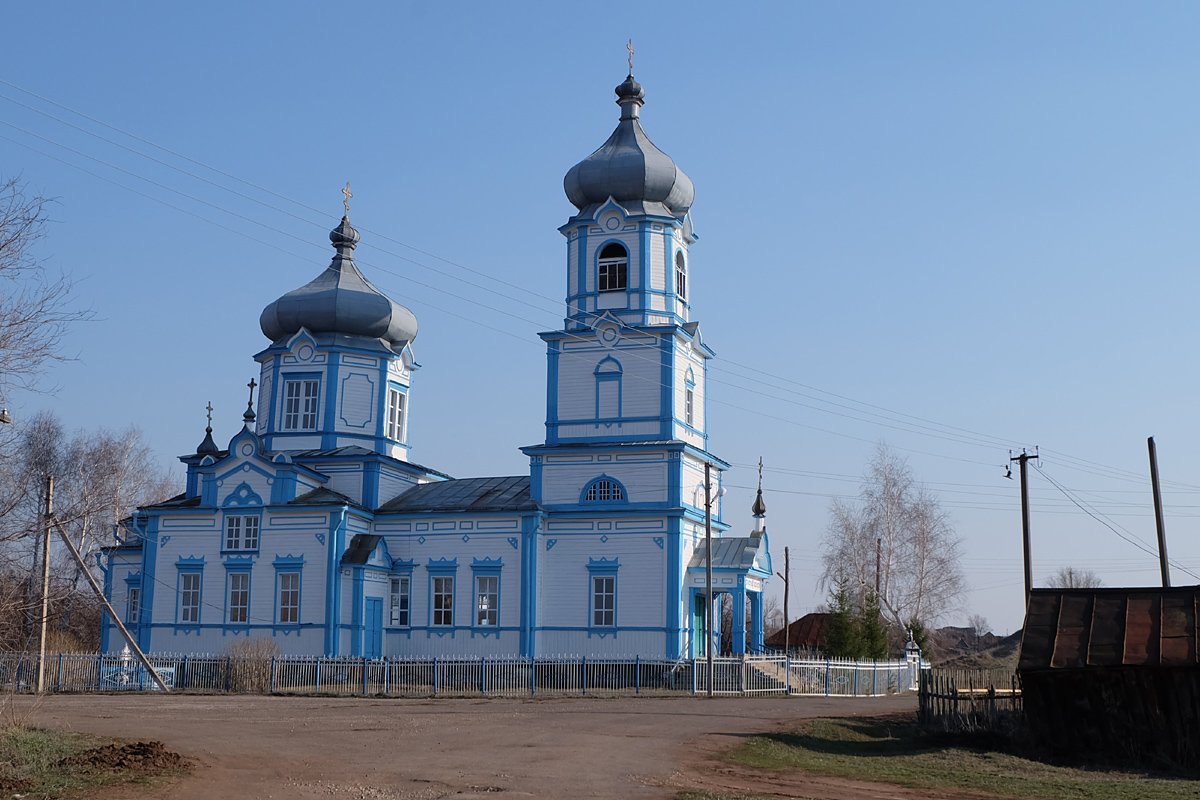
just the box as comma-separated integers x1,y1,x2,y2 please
221,506,263,555
175,559,204,627
595,239,630,293
223,557,253,626
470,558,503,631
272,554,304,626
427,558,458,629
580,474,629,505
587,557,619,631
278,371,323,432
124,572,142,626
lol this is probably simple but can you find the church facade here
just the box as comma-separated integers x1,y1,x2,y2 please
101,70,772,660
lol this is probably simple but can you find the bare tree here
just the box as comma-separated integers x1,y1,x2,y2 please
0,177,92,400
968,613,989,646
819,444,964,631
1046,566,1103,589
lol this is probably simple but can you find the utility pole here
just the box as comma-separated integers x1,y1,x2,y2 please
1147,436,1171,588
874,537,882,596
775,546,790,654
1010,449,1037,609
704,461,713,698
36,474,53,694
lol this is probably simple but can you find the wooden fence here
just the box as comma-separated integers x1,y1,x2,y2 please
918,668,1023,733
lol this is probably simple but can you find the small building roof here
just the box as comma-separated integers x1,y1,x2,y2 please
765,612,830,649
688,536,764,571
1019,586,1200,671
377,476,536,514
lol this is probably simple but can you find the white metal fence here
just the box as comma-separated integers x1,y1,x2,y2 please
0,652,919,698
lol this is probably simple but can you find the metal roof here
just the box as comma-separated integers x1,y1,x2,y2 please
291,487,360,508
1019,586,1200,671
341,534,382,565
564,75,693,219
688,536,764,571
378,476,536,514
259,216,418,347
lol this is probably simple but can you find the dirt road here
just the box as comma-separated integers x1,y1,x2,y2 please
26,693,916,799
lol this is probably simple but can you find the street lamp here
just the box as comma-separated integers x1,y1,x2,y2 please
703,461,726,698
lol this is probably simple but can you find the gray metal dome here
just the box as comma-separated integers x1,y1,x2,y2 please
564,75,694,218
259,217,418,348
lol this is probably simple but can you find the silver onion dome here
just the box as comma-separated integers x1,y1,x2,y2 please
259,216,418,348
563,74,694,218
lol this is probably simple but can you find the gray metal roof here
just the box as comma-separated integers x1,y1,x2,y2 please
688,536,764,571
291,487,360,507
378,476,536,514
286,447,452,480
259,216,419,347
564,75,693,219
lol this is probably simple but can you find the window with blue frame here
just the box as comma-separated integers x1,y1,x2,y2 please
475,576,498,626
126,586,140,626
277,572,300,624
675,250,687,300
582,475,627,503
282,377,320,430
224,515,260,551
597,243,628,292
389,575,410,626
432,576,454,626
178,571,202,624
588,558,619,628
386,387,407,442
227,572,250,624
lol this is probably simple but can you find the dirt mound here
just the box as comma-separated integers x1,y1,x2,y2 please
62,740,187,773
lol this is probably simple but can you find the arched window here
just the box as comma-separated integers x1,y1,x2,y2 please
675,251,687,300
597,243,628,292
582,475,627,503
595,356,622,422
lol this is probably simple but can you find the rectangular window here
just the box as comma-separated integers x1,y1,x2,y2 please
179,573,201,624
283,378,320,430
228,572,250,624
389,576,410,626
432,576,454,627
676,264,687,300
126,586,140,626
685,387,694,427
387,389,407,442
224,515,259,551
277,572,300,624
598,260,628,292
592,575,615,627
475,575,498,627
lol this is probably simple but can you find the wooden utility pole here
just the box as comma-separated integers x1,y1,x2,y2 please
51,516,169,692
775,547,790,654
1010,449,1037,609
35,475,53,694
1147,436,1171,588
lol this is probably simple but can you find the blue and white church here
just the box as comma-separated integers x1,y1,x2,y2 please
102,70,773,660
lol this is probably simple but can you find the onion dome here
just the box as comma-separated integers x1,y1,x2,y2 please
752,488,767,518
259,216,418,348
563,74,694,218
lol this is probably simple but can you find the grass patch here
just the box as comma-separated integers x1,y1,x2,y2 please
725,715,1197,800
0,727,186,799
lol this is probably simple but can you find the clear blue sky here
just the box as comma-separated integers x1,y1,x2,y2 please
4,2,1200,634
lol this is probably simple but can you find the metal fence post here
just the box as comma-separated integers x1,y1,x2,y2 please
270,656,277,694
95,653,101,692
481,657,487,696
853,662,859,696
635,655,640,695
224,655,233,693
824,659,831,696
581,655,587,697
691,658,697,696
180,655,188,691
872,661,877,696
315,657,322,693
433,656,439,696
784,655,791,694
362,656,369,696
384,657,391,696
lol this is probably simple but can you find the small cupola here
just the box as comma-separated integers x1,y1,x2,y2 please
259,209,419,349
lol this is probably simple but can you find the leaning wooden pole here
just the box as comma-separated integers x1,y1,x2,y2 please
51,516,169,692
1147,436,1171,588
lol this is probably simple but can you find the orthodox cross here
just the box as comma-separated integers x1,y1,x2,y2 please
757,456,763,489
205,401,214,429
342,181,353,216
246,378,257,410
626,39,634,75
